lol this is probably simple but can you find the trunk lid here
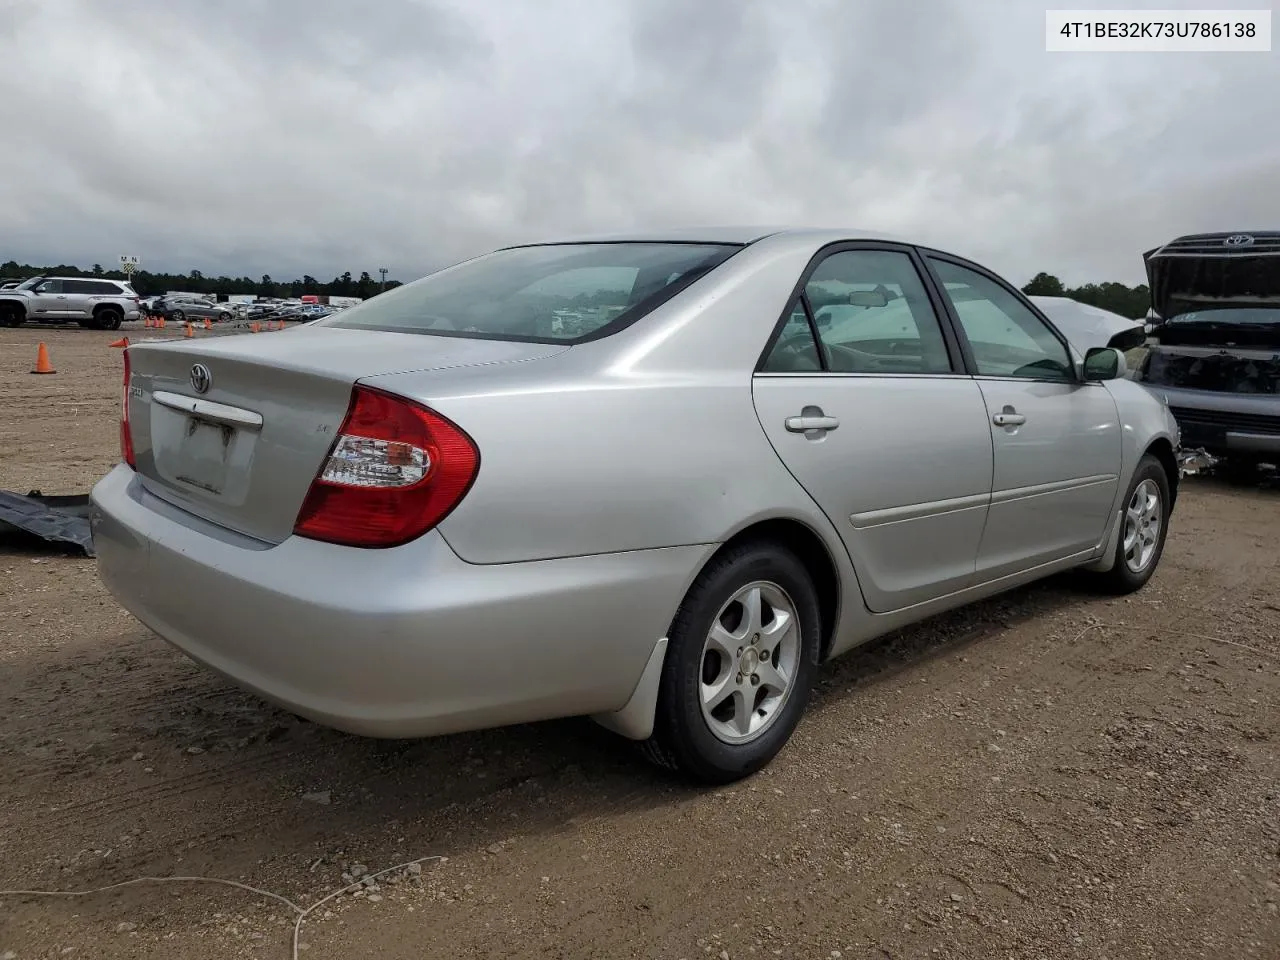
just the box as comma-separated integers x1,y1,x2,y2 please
126,327,567,543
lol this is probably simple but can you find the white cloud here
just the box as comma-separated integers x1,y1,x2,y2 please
0,0,1276,287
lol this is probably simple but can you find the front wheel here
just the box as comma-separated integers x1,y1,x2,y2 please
642,540,822,784
1091,453,1171,594
0,304,24,327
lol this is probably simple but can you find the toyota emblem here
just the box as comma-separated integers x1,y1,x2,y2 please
190,363,212,394
1223,234,1255,247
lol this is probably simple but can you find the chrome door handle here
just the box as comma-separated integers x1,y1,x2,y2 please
992,412,1026,427
785,415,840,433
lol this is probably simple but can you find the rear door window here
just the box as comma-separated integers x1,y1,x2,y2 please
761,248,954,374
761,300,823,372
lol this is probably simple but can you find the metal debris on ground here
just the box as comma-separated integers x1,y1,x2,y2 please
0,489,95,556
1176,448,1218,476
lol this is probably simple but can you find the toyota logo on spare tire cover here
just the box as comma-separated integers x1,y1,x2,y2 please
190,363,212,394
1223,234,1255,247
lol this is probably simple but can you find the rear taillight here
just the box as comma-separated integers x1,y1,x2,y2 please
292,385,479,548
120,349,136,468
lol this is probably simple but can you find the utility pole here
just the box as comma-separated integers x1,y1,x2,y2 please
379,267,388,292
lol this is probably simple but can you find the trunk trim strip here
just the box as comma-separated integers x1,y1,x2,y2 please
152,391,264,430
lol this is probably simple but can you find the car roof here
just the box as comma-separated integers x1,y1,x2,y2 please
502,225,913,248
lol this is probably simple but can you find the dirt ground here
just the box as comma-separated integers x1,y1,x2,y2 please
1,325,1277,960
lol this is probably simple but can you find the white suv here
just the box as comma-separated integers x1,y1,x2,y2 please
0,276,142,330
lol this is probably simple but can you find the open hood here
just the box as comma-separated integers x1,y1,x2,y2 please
1145,232,1280,320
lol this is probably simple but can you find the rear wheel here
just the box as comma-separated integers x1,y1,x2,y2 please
218,312,232,323
642,540,821,784
0,303,24,327
94,307,123,331
171,310,185,323
1090,453,1171,594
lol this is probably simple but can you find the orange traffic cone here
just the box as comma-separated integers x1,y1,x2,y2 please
185,323,194,338
30,342,55,374
144,316,153,328
203,318,212,330
277,319,286,330
251,321,261,333
109,336,129,348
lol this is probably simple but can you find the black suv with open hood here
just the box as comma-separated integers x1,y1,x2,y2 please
1135,231,1280,472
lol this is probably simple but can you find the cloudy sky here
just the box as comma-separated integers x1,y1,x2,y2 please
1,0,1277,287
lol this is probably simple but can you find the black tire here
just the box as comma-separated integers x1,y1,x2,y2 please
218,312,232,323
642,540,822,784
94,307,123,331
1090,453,1171,595
171,310,185,322
0,303,25,327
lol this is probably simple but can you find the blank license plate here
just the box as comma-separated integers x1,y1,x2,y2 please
174,417,235,494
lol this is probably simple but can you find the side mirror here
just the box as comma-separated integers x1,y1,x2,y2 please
1083,346,1127,381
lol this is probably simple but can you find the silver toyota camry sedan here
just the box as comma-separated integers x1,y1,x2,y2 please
91,227,1181,784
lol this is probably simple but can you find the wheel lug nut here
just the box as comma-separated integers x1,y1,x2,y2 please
750,674,760,685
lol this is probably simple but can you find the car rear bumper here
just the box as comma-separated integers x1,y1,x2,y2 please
89,464,704,738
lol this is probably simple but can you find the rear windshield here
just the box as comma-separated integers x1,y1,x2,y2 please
316,242,742,342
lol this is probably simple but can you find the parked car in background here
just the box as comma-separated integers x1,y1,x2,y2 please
92,227,1181,784
1027,295,1147,359
1131,231,1280,481
0,276,141,329
155,296,233,324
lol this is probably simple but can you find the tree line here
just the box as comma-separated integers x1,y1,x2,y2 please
0,260,403,300
0,258,1154,318
1020,272,1150,319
